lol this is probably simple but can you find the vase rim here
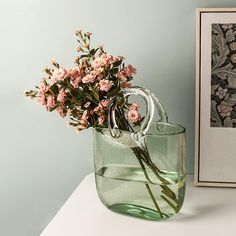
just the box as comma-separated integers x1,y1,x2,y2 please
95,121,185,137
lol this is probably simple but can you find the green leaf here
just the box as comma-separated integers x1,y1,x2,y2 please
112,68,119,74
50,84,59,94
90,48,99,56
106,87,120,98
84,93,94,101
211,100,222,127
80,54,89,59
211,84,220,95
92,86,99,101
112,60,122,67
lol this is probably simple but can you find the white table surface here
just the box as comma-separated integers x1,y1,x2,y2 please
40,174,236,236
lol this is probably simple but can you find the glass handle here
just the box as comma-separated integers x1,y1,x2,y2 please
148,89,168,123
108,86,168,140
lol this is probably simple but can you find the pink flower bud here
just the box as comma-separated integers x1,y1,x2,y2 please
117,71,127,82
57,89,67,102
121,82,132,88
123,64,136,77
98,116,106,125
100,99,111,107
130,102,139,110
47,96,55,109
57,107,65,118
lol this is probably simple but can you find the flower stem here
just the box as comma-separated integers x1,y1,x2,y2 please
132,146,181,214
118,111,181,216
160,195,179,213
145,183,164,218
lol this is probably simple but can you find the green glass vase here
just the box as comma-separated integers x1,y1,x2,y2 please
93,87,186,221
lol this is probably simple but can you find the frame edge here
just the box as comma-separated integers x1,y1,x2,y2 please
194,8,200,186
194,8,236,187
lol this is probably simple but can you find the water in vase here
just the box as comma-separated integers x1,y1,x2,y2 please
95,164,185,220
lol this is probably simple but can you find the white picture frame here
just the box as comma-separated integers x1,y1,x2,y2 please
195,8,236,187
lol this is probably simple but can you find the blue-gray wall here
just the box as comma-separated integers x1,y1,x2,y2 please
1,0,236,235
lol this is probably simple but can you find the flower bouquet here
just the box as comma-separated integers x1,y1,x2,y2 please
25,30,186,220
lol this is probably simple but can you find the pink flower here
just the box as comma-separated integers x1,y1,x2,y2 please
51,68,67,83
128,109,141,123
57,89,67,102
75,124,87,133
93,106,102,113
102,54,112,65
90,67,103,78
89,110,95,115
217,101,233,117
98,115,106,125
76,111,88,132
76,29,82,34
37,81,49,106
57,107,65,118
130,102,139,110
67,67,82,88
94,106,100,113
123,64,136,77
71,76,81,88
82,74,96,83
117,71,127,82
96,73,104,80
67,67,81,79
92,56,104,69
100,99,111,107
93,106,103,115
47,96,55,109
38,93,46,105
117,55,125,60
106,54,119,64
121,82,132,88
86,32,92,36
67,108,72,116
81,110,88,124
99,79,112,92
39,81,49,93
128,102,141,123
91,53,118,69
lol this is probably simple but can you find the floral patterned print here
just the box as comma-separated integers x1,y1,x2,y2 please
211,24,236,127
217,101,233,117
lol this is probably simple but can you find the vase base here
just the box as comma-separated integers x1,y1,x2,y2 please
109,203,172,221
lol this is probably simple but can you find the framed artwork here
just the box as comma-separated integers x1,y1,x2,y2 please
195,8,236,187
